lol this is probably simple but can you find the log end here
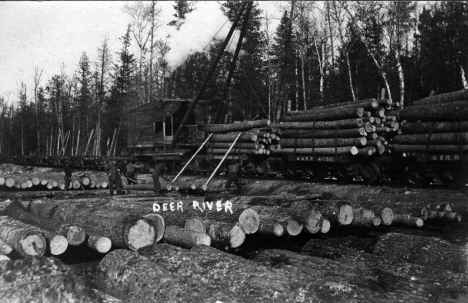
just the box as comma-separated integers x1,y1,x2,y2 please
273,223,284,237
49,235,68,255
339,204,354,225
320,218,331,234
88,236,112,254
305,211,322,234
229,224,246,248
239,208,260,234
202,184,208,192
350,146,359,156
196,234,212,246
381,207,394,225
144,213,165,243
185,216,206,234
372,217,382,227
286,218,303,236
125,218,156,251
0,254,10,261
190,184,197,190
67,226,86,246
21,233,46,257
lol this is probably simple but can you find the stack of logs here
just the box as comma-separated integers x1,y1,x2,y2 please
204,119,278,157
275,98,402,157
0,173,108,191
387,89,468,156
1,193,464,262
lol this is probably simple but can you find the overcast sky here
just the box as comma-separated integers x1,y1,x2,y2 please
0,1,282,102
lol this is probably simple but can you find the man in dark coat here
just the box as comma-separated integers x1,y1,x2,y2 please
152,162,169,195
63,164,72,189
108,161,122,196
225,160,243,194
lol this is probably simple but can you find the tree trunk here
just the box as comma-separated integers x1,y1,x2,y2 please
97,244,318,303
388,144,468,153
395,51,405,106
0,257,101,302
162,226,211,248
0,216,46,257
273,146,358,156
401,121,468,134
281,128,366,138
280,137,366,148
204,119,270,133
211,132,258,142
397,105,468,121
393,132,468,145
284,109,364,122
278,118,364,130
414,89,468,106
87,235,112,254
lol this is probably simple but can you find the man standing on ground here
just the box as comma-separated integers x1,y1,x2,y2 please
126,161,144,185
153,162,169,195
108,161,122,196
63,164,72,189
225,160,243,194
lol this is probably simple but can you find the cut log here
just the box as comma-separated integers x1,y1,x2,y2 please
204,119,270,133
373,232,468,274
307,98,379,110
97,245,317,302
425,210,462,223
393,132,468,145
397,105,468,121
0,253,9,261
278,119,364,130
0,238,13,255
281,128,366,138
87,235,112,254
80,176,91,187
210,132,258,142
257,218,285,237
184,216,206,233
143,213,165,242
273,146,358,156
207,148,258,155
0,257,101,302
207,142,257,149
203,208,259,235
205,220,245,248
413,89,468,105
280,137,367,148
42,229,68,255
4,200,86,246
390,214,423,227
320,218,331,233
284,108,364,122
163,226,211,248
0,216,46,257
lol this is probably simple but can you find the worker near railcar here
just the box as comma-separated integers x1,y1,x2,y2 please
116,160,127,177
108,160,122,196
225,160,243,194
152,162,169,195
126,161,144,185
63,164,72,189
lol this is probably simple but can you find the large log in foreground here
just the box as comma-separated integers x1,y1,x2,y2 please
0,257,101,302
0,216,46,257
373,232,468,274
204,119,270,133
97,245,316,303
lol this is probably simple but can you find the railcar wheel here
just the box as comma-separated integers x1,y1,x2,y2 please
362,163,380,185
257,161,270,179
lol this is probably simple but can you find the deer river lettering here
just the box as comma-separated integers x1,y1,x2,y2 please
152,200,233,214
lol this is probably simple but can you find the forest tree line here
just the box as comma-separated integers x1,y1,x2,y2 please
0,0,467,156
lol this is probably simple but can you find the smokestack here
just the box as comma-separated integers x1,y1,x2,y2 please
164,77,171,99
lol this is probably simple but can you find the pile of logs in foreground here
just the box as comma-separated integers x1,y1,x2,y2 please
0,170,108,191
0,195,467,302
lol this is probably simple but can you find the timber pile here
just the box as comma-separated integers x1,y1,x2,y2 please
204,119,280,157
0,165,109,191
386,89,468,159
276,98,402,158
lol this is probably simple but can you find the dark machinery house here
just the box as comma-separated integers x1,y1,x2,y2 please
126,97,207,171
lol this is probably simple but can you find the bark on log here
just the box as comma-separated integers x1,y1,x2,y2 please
204,119,270,133
424,210,462,223
255,249,432,303
284,108,364,122
0,216,46,257
0,257,101,302
210,132,258,142
308,98,379,110
280,137,366,148
97,245,318,303
7,200,86,246
207,148,258,155
203,208,260,234
257,218,285,236
207,142,257,149
205,220,245,248
413,89,468,105
278,119,364,130
184,216,206,233
281,128,366,138
143,213,165,242
393,132,468,145
273,146,358,156
401,121,468,134
163,226,211,248
397,105,468,121
391,214,424,227
373,232,468,274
